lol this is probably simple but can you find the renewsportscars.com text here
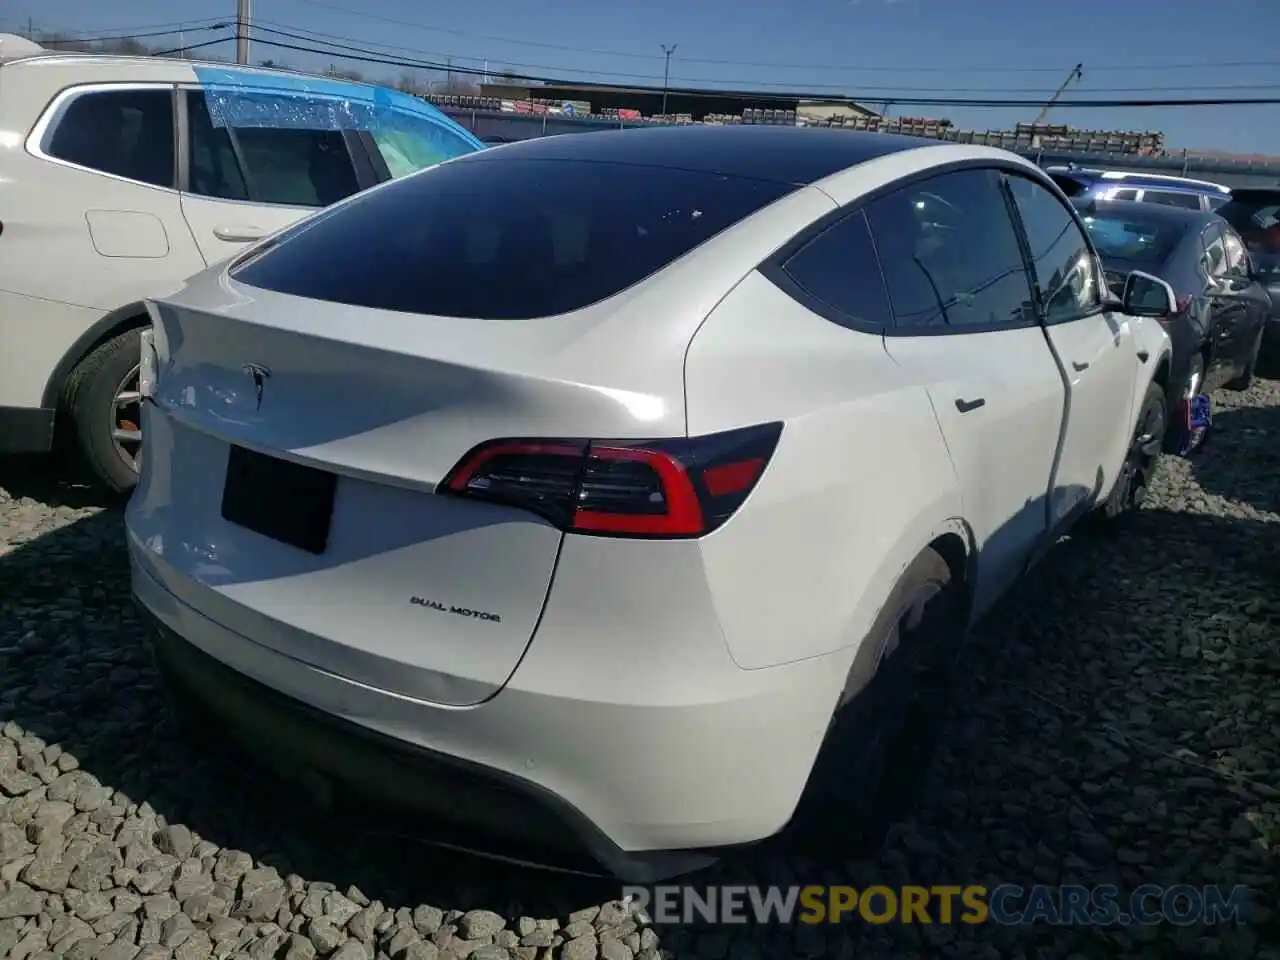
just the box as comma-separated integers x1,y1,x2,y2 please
623,884,1251,927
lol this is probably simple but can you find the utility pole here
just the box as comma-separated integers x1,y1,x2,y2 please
235,0,251,64
660,43,677,117
1031,63,1083,127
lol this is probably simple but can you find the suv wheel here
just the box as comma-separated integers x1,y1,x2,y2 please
61,328,144,494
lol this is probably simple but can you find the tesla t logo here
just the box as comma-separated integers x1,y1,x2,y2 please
241,363,271,411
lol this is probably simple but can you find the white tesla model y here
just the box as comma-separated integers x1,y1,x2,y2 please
127,125,1174,880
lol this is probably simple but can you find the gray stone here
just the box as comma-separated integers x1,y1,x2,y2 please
331,940,370,960
283,933,316,960
411,906,442,937
458,911,505,941
155,827,194,862
0,885,44,918
159,914,195,949
562,935,598,960
308,918,345,954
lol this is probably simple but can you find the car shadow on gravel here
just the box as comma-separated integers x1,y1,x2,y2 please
0,506,617,921
1,477,1278,957
0,454,124,511
1191,394,1280,517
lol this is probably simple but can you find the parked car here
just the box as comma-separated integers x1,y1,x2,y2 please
127,126,1173,881
1214,186,1280,366
0,41,484,491
1046,165,1232,212
1073,198,1270,451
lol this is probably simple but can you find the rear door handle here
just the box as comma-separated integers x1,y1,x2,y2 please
213,224,266,243
1072,360,1090,372
954,397,985,413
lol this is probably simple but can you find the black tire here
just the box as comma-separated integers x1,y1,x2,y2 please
1223,326,1263,391
789,547,963,857
1102,381,1166,520
1162,353,1205,454
60,328,143,494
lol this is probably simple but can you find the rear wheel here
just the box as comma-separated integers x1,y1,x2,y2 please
790,547,963,856
1102,381,1166,520
61,328,143,494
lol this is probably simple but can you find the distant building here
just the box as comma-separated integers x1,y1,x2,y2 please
477,80,879,123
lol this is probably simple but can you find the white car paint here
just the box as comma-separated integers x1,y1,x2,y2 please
0,42,482,478
125,128,1173,880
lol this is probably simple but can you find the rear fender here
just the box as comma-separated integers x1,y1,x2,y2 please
685,271,969,672
42,301,150,409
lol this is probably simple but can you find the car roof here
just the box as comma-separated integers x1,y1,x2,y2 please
1050,166,1227,193
454,125,950,186
0,50,378,92
1076,198,1219,227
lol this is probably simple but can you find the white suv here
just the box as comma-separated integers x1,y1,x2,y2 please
0,40,483,490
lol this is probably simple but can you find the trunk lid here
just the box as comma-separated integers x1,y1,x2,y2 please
132,275,689,707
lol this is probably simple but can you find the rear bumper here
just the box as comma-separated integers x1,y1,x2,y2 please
0,406,55,454
128,540,849,881
139,603,703,880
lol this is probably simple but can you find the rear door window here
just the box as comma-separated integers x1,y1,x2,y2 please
231,157,794,319
45,87,175,188
1109,188,1139,201
185,90,362,207
864,168,1035,332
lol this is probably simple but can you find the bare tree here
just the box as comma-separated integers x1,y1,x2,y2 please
397,70,428,95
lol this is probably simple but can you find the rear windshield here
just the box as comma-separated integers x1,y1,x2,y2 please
1078,210,1184,267
230,157,794,319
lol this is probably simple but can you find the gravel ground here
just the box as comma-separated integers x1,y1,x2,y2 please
2,379,1278,960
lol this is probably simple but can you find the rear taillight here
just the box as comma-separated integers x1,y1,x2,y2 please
439,422,783,538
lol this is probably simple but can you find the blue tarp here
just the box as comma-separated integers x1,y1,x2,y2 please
192,65,485,162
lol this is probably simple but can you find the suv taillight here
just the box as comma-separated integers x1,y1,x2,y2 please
439,422,783,538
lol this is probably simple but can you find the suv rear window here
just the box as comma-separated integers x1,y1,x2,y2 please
231,157,794,319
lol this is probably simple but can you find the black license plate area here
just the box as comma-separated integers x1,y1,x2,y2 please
221,445,337,555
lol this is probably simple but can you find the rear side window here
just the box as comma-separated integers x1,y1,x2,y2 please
231,158,794,319
186,91,360,207
776,210,893,330
1143,190,1202,210
865,168,1034,331
45,88,175,188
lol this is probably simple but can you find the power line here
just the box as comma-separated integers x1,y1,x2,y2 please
8,17,225,38
35,23,230,44
244,23,1280,96
55,24,1280,109
216,34,1280,109
288,0,1280,75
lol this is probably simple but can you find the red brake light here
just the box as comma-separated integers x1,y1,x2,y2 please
439,423,783,539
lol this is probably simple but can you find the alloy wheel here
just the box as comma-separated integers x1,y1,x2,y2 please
111,363,143,473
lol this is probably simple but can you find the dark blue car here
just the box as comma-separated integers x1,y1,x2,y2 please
1048,166,1231,213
